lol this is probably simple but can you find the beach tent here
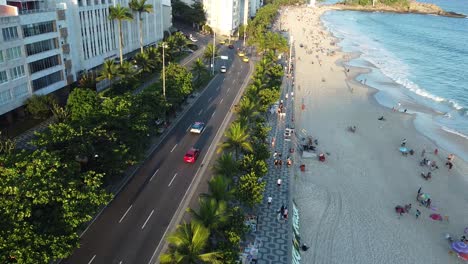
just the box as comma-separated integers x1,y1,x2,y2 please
452,241,468,254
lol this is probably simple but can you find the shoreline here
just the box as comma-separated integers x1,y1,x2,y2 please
282,4,468,264
318,8,468,163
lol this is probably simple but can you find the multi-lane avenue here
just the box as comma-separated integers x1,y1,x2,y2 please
64,40,252,264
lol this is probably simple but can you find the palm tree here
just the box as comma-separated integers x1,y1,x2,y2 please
235,97,260,124
134,52,152,74
118,60,136,80
129,0,153,53
187,197,229,231
145,46,161,70
217,122,253,159
203,43,217,63
109,4,133,65
191,58,206,88
160,221,222,264
213,152,238,178
201,175,234,202
97,59,120,87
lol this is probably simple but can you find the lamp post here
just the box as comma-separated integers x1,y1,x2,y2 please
162,42,167,99
212,30,216,75
288,35,294,76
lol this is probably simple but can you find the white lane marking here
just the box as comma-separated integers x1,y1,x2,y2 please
168,173,178,187
187,124,192,131
150,169,159,182
119,261,122,264
141,209,154,229
208,96,213,101
88,255,96,264
170,144,178,153
211,111,216,117
198,109,203,115
220,98,224,104
119,205,133,223
227,87,231,92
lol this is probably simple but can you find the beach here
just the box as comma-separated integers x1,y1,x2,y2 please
280,5,468,264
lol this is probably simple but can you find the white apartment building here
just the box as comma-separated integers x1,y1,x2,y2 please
203,0,262,36
0,0,170,121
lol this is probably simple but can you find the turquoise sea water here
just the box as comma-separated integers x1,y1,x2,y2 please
320,0,468,160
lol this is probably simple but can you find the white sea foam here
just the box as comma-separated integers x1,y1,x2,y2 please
441,126,468,139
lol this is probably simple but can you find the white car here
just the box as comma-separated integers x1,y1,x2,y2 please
190,122,205,134
220,66,227,73
189,35,198,42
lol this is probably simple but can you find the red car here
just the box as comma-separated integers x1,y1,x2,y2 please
183,148,200,163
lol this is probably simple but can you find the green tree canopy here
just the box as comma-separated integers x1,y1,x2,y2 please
163,63,193,103
235,171,266,208
67,88,101,123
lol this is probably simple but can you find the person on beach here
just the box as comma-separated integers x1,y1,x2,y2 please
401,139,407,147
418,187,422,195
426,199,431,208
416,209,421,219
421,149,426,157
434,148,438,155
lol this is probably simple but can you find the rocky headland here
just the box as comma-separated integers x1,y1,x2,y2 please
331,1,466,18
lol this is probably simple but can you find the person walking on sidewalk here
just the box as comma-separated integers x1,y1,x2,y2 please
277,178,282,189
267,196,272,208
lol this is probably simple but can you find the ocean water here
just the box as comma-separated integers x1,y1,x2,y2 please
320,0,468,160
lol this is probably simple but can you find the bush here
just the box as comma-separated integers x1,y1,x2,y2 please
25,94,57,119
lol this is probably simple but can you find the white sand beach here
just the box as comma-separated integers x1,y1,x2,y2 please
281,5,468,264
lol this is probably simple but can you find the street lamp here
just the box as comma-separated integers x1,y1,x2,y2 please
212,30,216,75
162,42,168,99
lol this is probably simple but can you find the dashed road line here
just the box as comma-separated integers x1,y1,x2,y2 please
198,109,203,115
88,255,96,264
168,173,178,187
119,205,133,223
150,169,159,182
211,111,216,117
141,210,154,229
170,144,177,153
220,98,224,104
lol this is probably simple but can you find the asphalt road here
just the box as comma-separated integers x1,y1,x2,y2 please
64,43,251,264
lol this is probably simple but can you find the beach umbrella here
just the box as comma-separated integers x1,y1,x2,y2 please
429,214,443,221
452,241,468,254
399,147,408,153
458,252,468,261
419,193,430,201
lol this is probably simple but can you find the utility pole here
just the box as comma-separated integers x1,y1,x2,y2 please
288,35,293,75
212,30,216,75
162,42,167,99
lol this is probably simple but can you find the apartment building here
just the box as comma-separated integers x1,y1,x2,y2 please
0,0,170,121
203,0,262,36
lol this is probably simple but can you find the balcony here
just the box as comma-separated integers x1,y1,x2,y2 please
65,59,72,70
57,10,65,20
62,43,70,54
59,27,68,38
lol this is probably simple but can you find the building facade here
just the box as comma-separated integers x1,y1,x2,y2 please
203,0,262,36
0,0,170,120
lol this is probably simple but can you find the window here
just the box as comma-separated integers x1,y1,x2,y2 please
25,39,58,56
29,55,60,74
9,65,25,80
2,27,19,41
0,50,4,63
6,46,22,60
22,21,55,38
0,90,12,105
78,0,83,6
0,71,7,84
32,70,63,91
13,83,29,97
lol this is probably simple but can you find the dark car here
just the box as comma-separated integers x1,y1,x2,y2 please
228,44,234,49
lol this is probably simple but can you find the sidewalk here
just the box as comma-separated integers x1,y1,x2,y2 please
255,74,294,264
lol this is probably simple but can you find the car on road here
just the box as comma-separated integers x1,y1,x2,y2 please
190,122,205,134
220,40,226,45
238,51,245,57
220,66,227,73
189,34,198,42
243,57,250,62
228,44,234,49
183,148,200,163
